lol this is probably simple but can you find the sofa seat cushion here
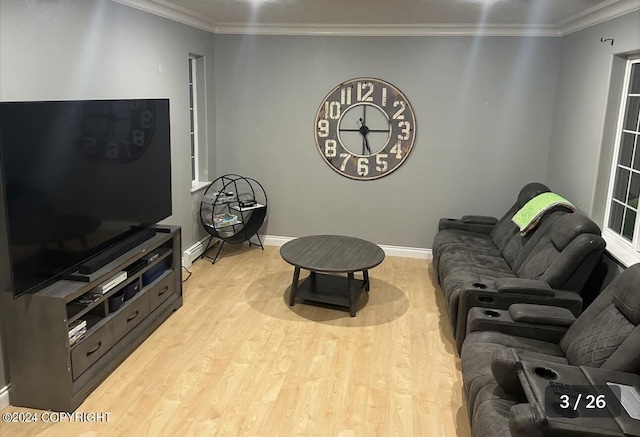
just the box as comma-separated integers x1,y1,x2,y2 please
433,239,503,284
432,229,494,258
436,240,502,260
438,250,512,282
461,331,567,412
441,267,514,298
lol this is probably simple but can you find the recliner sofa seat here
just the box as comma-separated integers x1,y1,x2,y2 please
442,211,606,351
460,263,640,424
433,183,551,280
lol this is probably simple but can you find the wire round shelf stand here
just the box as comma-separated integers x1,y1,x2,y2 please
199,174,267,264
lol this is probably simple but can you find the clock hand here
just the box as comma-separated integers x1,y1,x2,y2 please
358,118,372,155
358,118,369,135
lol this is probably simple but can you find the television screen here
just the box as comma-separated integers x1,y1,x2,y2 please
0,99,172,297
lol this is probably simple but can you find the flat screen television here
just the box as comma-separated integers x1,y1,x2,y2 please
0,99,172,298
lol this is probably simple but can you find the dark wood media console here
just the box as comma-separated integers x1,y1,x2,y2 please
0,226,182,412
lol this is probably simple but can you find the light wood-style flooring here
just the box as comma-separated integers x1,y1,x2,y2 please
0,244,471,436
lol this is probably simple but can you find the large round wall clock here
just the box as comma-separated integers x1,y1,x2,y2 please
314,77,416,180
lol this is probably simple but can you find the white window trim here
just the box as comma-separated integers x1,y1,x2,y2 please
189,55,199,186
190,180,210,193
189,54,210,192
602,229,640,267
603,55,640,267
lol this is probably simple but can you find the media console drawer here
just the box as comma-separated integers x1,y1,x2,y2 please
112,292,150,341
148,272,176,310
71,322,114,380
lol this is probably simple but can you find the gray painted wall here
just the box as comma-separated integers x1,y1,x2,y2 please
213,35,561,248
546,11,640,221
0,0,215,392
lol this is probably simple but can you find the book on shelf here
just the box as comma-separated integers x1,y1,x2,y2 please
69,321,87,342
69,332,86,347
69,328,86,340
214,212,236,221
69,325,87,338
215,220,240,229
68,320,87,339
213,213,239,228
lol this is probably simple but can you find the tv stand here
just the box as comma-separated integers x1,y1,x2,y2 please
0,225,182,412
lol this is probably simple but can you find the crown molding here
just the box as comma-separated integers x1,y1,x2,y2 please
112,0,639,37
212,23,560,37
559,0,640,36
111,0,218,33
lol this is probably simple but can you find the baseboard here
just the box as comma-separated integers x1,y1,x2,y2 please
262,235,296,247
379,244,432,259
182,235,215,267
0,384,10,410
262,235,432,259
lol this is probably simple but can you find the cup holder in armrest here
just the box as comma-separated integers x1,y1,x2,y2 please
473,282,487,289
533,367,559,380
484,310,501,318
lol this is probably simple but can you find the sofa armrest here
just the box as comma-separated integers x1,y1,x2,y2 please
511,359,633,437
466,307,570,344
437,217,496,234
509,403,548,437
455,283,583,353
509,303,576,327
495,278,554,296
461,215,499,226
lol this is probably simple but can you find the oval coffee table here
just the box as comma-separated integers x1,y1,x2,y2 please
280,235,385,317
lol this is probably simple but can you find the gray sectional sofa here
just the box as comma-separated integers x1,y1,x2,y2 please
433,183,606,352
432,182,640,436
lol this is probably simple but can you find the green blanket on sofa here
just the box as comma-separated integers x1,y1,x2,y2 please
512,192,575,234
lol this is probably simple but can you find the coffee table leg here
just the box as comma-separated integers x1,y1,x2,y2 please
348,272,356,317
310,271,317,290
363,270,370,292
289,267,301,306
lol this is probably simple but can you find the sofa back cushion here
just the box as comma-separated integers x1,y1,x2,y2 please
514,213,605,289
501,210,567,269
489,182,550,254
563,303,635,367
561,264,640,371
611,269,640,325
551,213,602,251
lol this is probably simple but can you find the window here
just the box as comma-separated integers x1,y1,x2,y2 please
604,56,640,265
189,56,197,182
189,54,208,191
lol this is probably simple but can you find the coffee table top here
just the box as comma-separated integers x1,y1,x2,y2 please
280,235,385,273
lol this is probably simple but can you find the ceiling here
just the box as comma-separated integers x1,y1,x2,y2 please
116,0,640,35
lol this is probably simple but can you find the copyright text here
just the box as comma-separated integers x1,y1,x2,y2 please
2,411,111,423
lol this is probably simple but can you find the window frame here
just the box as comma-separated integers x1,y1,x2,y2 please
189,54,209,192
603,55,640,266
